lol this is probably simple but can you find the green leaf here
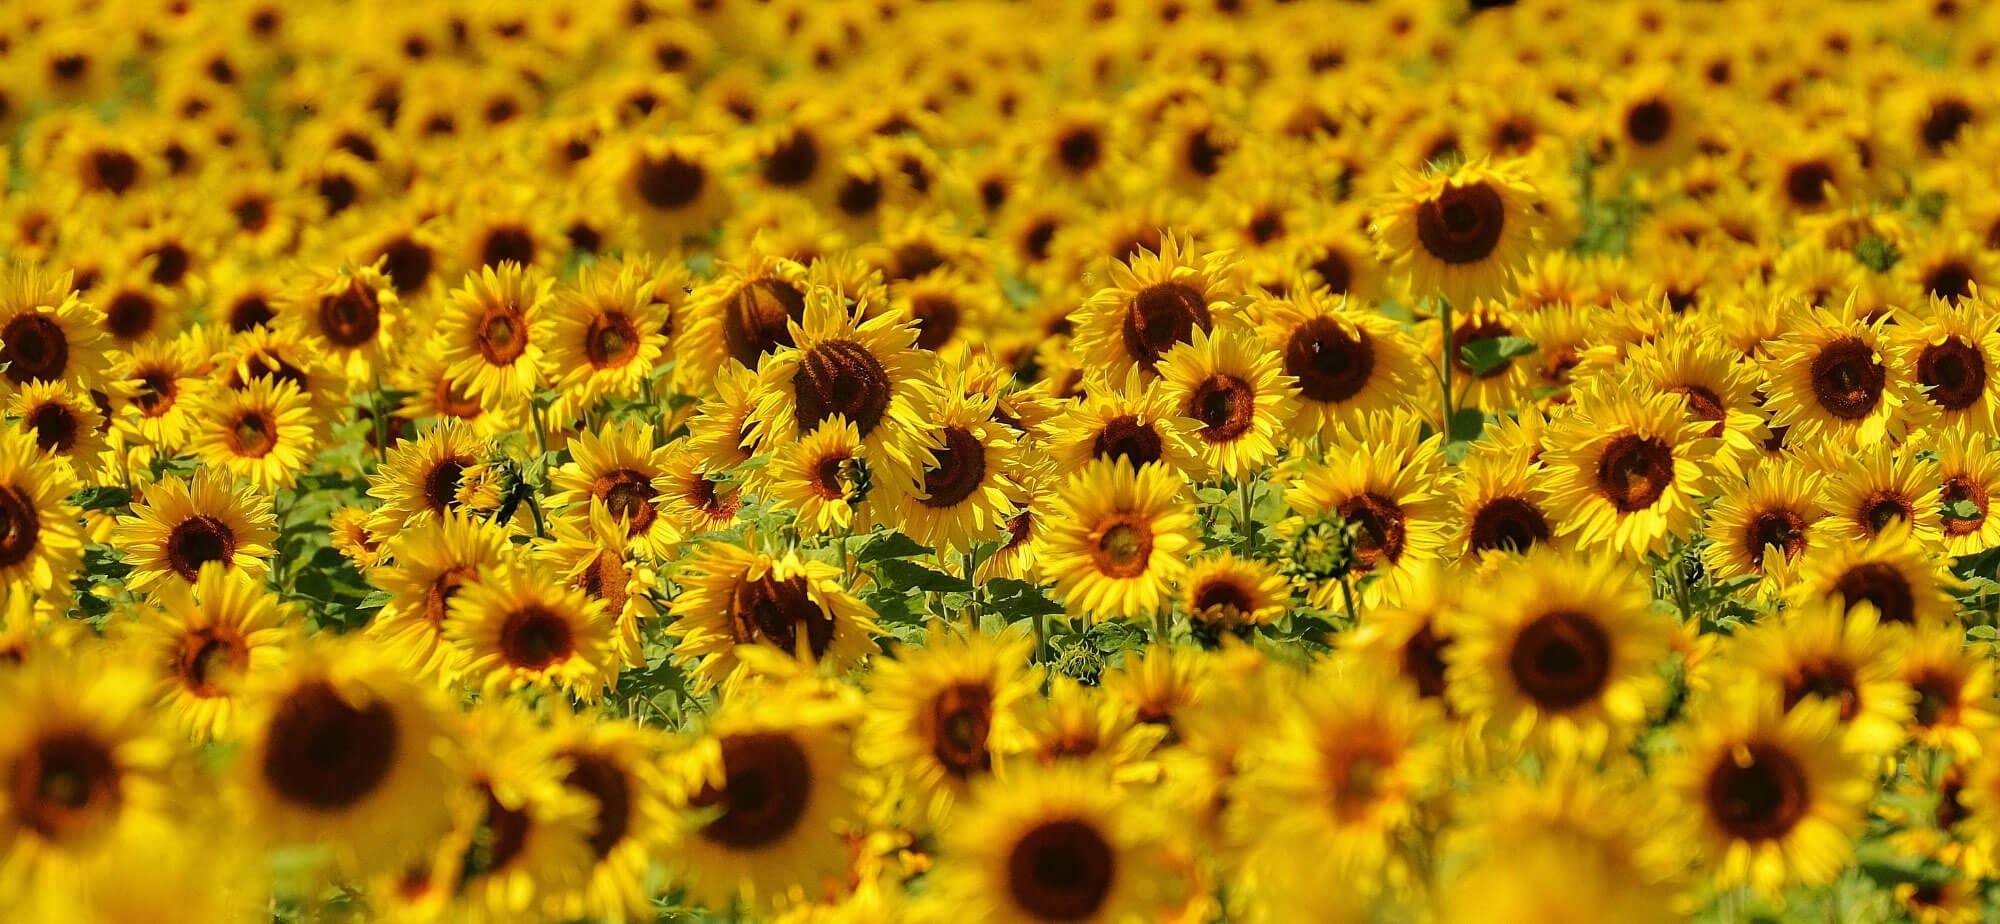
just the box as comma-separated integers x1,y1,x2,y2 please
987,578,1066,618
1447,406,1487,443
1194,487,1230,505
877,559,972,593
858,531,930,562
1945,498,1983,520
1969,625,1999,640
1459,336,1536,377
71,486,133,510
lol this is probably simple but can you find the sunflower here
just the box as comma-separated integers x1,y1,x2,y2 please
977,455,1058,584
877,385,1027,554
1606,71,1700,170
446,562,616,702
1896,293,2000,430
1281,414,1449,605
1933,428,2000,557
542,261,672,409
109,337,202,450
1230,658,1445,881
670,680,866,911
1539,382,1717,558
328,505,384,569
1250,287,1424,440
1812,441,1943,546
1725,598,1915,756
366,419,487,530
1446,548,1671,757
533,504,663,673
8,379,107,475
666,542,881,691
656,438,746,536
685,360,766,471
1661,687,1869,897
859,628,1038,828
124,563,291,740
1044,370,1205,480
1433,298,1537,414
1787,526,1959,629
112,470,275,591
765,416,871,539
1372,158,1547,305
0,263,110,392
547,421,680,552
603,135,730,246
436,262,551,407
0,651,170,889
678,254,813,388
1071,233,1239,382
882,267,1000,356
430,705,594,924
392,347,521,440
232,640,461,877
921,762,1182,924
276,262,398,383
1761,301,1931,448
1622,321,1770,477
1339,564,1460,708
0,430,82,595
1898,624,1999,760
1701,457,1827,593
1451,449,1563,561
187,375,317,492
1179,552,1289,632
366,512,513,687
544,710,680,924
745,282,925,457
1152,324,1297,481
1042,458,1199,623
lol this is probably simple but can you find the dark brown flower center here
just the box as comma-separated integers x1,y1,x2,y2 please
1784,162,1834,209
174,627,247,697
378,237,434,296
1508,609,1612,712
577,550,631,618
728,573,835,658
89,149,137,194
1190,575,1256,617
1185,374,1256,444
1667,384,1727,437
318,282,382,348
592,469,659,534
1922,98,1973,152
1468,496,1550,554
1090,415,1165,468
1944,475,1988,538
1120,282,1212,369
1625,99,1673,146
1919,338,1987,411
635,153,705,210
1285,316,1375,403
13,732,120,840
1704,741,1810,841
690,732,813,849
1007,818,1116,922
475,306,529,364
0,484,43,570
762,130,819,187
1091,518,1154,578
794,340,893,437
584,311,641,368
1593,434,1675,512
104,291,159,341
1832,562,1916,625
1056,128,1102,173
1,315,69,384
424,566,476,627
227,295,275,332
1401,623,1450,700
259,680,399,810
26,402,78,453
1926,261,1977,303
722,279,806,366
422,458,469,515
1337,491,1407,571
1783,658,1862,720
1310,250,1353,294
1857,489,1915,536
920,425,987,509
1747,509,1808,569
929,682,994,777
498,606,576,670
479,228,535,271
908,293,963,351
1414,181,1506,265
133,369,178,416
1809,337,1885,420
562,750,633,859
226,411,279,458
1912,669,1960,728
166,514,237,581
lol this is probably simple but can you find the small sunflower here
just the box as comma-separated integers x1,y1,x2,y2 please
1540,383,1717,558
187,375,317,492
109,337,202,450
112,470,275,591
548,421,679,552
1042,458,1200,623
765,416,871,539
366,512,514,686
1447,549,1671,757
977,455,1058,584
1071,233,1239,381
1662,687,1869,897
1251,287,1425,440
366,419,487,530
446,562,616,702
1898,624,1999,760
1281,414,1450,605
1373,158,1548,305
678,254,813,388
1179,551,1290,631
8,379,107,475
1451,449,1563,561
125,563,291,740
858,628,1038,828
276,262,398,383
1153,324,1297,480
1895,293,2000,430
1812,441,1943,546
1933,428,2000,557
542,261,672,409
437,262,551,407
603,135,730,246
877,385,1027,554
1044,370,1205,481
1701,457,1827,593
533,504,663,673
666,541,881,691
1622,321,1770,477
1762,301,1931,447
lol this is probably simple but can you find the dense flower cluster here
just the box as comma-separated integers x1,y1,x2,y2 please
4,0,2000,921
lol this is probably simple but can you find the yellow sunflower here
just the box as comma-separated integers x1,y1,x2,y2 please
112,470,275,591
1071,233,1239,382
1622,321,1770,477
544,709,681,924
429,705,594,924
1251,287,1425,440
1540,382,1717,558
124,563,292,740
1446,548,1671,757
446,562,616,702
745,282,925,458
1724,597,1915,756
1044,370,1205,481
1895,293,2000,431
1041,458,1200,623
1661,687,1869,897
876,385,1027,554
276,261,398,383
1372,158,1548,305
1153,324,1297,480
1933,426,2000,557
1281,413,1449,605
1701,457,1827,593
366,512,514,687
8,378,106,476
532,504,663,673
365,418,487,531
764,416,871,539
547,421,679,552
1787,526,1959,629
436,262,551,406
677,254,814,390
0,263,110,392
109,336,202,450
1179,551,1290,631
1898,624,2000,761
0,429,82,595
602,135,730,246
1451,449,1563,561
977,454,1058,584
858,627,1038,829
542,260,672,409
1761,301,1932,447
187,375,317,491
1811,441,1944,546
666,541,881,691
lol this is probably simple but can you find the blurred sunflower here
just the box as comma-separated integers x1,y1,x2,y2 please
666,542,881,691
1373,158,1547,305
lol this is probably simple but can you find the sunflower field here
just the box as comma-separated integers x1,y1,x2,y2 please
13,0,2000,921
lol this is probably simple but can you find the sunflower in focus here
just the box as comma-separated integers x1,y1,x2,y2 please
543,261,672,410
1042,458,1199,623
1701,457,1827,593
1251,287,1424,440
187,376,317,491
877,385,1026,554
1762,301,1931,447
1541,383,1717,558
113,470,274,591
366,512,514,686
1154,324,1297,480
436,262,551,407
446,562,615,702
1179,552,1290,632
1071,234,1238,382
859,628,1038,828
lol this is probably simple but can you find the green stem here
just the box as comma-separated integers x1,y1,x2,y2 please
1437,296,1456,429
1032,610,1048,665
370,372,390,463
1154,607,1172,645
1670,544,1695,625
1339,572,1358,626
1238,477,1257,554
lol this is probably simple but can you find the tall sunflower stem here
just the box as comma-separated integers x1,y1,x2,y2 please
1339,572,1358,626
370,372,389,464
1436,296,1456,430
1670,542,1695,625
1031,610,1048,664
1238,477,1258,554
1154,607,1172,645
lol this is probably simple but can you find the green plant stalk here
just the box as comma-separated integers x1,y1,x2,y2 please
1437,296,1455,428
1239,477,1257,554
